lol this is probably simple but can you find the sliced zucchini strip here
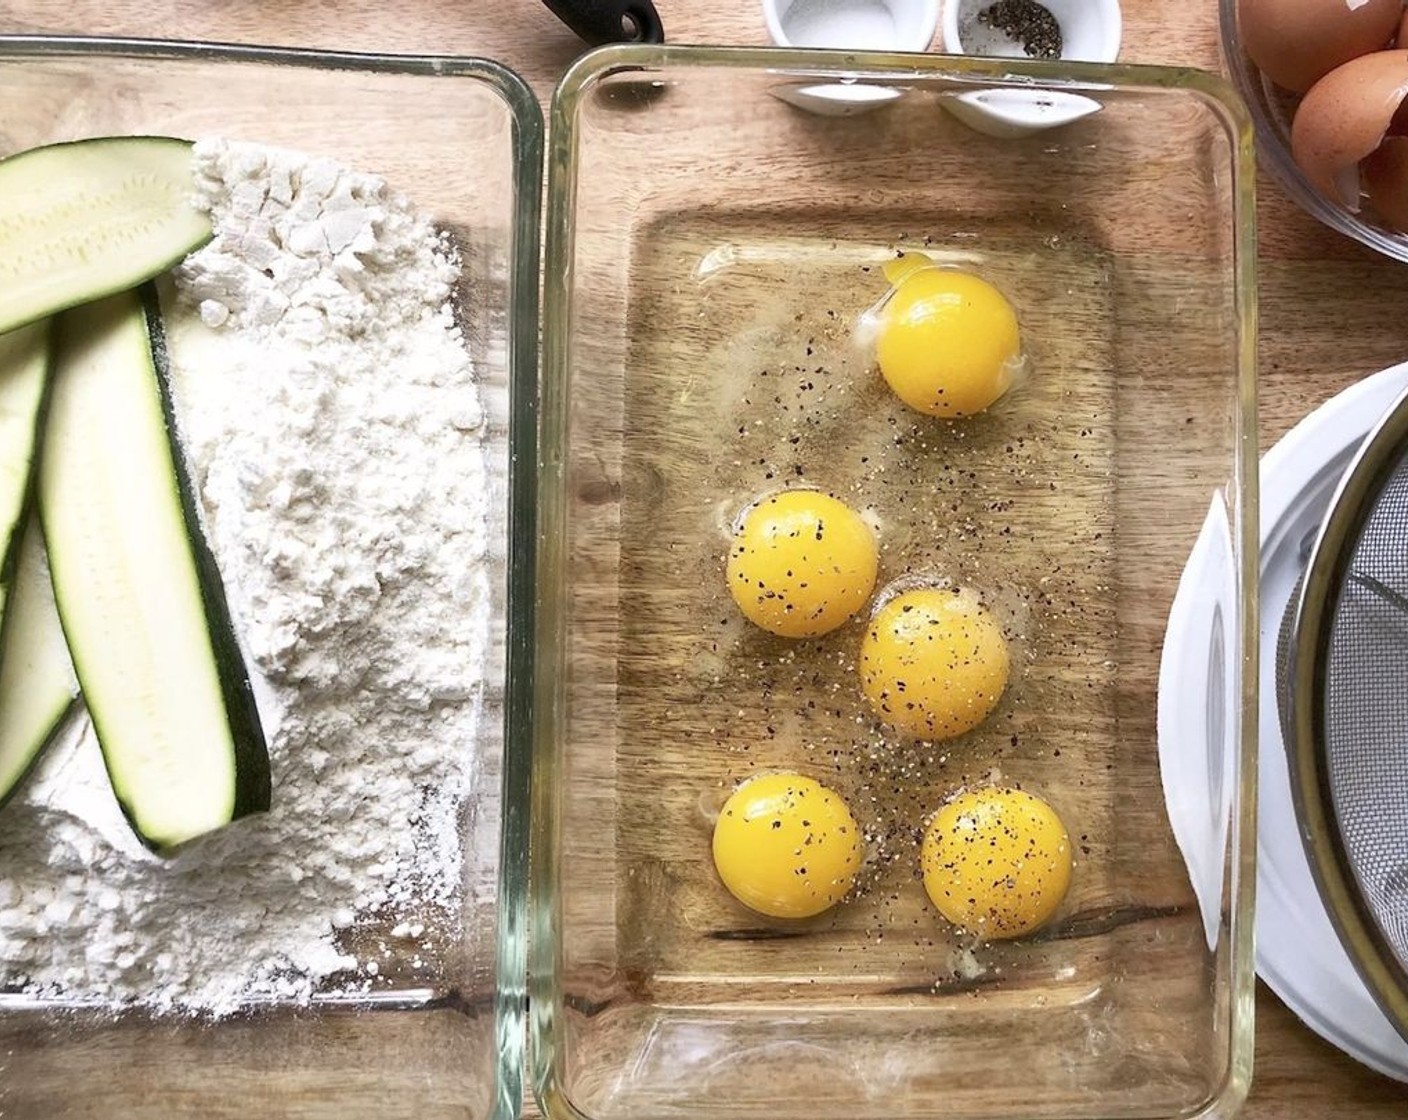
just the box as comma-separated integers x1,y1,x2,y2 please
40,287,269,851
0,321,50,630
0,517,78,808
0,136,211,335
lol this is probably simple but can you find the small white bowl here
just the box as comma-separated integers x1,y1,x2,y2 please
764,0,940,51
939,0,1122,137
763,0,940,115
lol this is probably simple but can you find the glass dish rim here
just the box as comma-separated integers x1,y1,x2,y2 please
550,42,1262,128
532,41,1259,1120
0,34,543,1120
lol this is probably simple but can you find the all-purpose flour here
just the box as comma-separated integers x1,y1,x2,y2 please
0,139,492,1014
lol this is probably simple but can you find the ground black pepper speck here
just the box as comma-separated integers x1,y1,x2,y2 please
978,0,1063,60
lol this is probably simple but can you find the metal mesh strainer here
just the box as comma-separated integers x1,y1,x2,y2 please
1277,385,1408,1044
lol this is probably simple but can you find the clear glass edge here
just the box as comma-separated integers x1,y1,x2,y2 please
532,42,1261,1120
0,34,545,1120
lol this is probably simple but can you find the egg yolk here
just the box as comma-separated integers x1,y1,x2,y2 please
712,773,863,919
726,489,879,638
921,786,1072,939
859,586,1010,740
874,260,1021,418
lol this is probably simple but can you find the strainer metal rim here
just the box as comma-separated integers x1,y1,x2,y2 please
1285,382,1408,1042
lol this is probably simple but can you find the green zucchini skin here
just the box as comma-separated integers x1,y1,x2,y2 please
40,286,269,853
0,136,212,336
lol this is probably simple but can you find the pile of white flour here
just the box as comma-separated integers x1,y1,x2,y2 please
0,139,493,1014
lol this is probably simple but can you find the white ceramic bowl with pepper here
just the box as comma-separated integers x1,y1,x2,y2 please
939,0,1123,138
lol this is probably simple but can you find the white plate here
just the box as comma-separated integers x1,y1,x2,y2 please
1159,363,1408,1083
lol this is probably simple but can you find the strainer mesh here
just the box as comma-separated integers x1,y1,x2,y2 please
1324,451,1408,967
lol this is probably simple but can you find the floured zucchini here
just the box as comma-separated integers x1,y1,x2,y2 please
39,286,269,851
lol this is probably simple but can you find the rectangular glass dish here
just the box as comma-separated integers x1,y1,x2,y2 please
531,46,1258,1120
0,37,541,1120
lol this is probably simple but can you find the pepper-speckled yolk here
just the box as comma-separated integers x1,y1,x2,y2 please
921,787,1072,939
726,490,879,638
712,773,863,919
858,586,1010,740
875,262,1021,419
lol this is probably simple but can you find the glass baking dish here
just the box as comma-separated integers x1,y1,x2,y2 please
531,45,1258,1120
0,37,540,1120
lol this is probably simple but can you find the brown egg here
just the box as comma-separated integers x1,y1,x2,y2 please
1239,0,1401,93
1364,135,1408,230
1400,9,1408,49
1292,51,1408,209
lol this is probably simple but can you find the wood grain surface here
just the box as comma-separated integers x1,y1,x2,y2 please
1,0,1405,1115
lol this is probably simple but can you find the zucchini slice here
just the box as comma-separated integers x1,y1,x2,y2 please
0,321,50,629
0,136,211,336
0,517,78,808
40,287,269,852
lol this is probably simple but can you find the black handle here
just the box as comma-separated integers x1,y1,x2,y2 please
541,0,665,45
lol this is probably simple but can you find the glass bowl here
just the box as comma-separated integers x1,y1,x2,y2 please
0,36,541,1120
531,44,1259,1120
1218,0,1408,263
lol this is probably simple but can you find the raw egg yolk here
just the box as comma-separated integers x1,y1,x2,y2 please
921,786,1072,939
712,773,863,919
859,586,1010,740
726,489,878,638
874,262,1021,418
